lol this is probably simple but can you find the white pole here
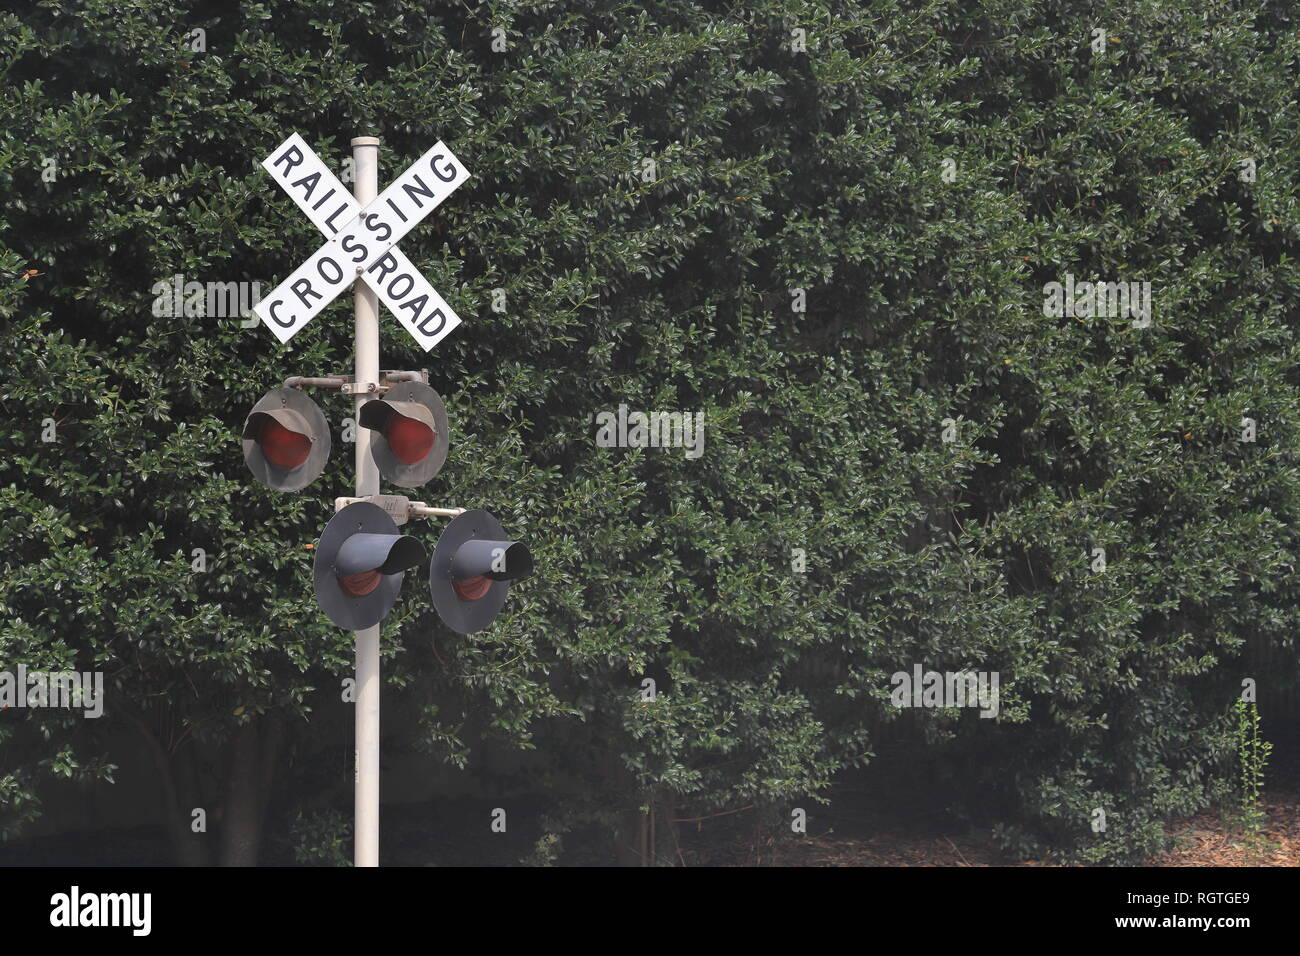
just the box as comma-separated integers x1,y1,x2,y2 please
351,135,382,868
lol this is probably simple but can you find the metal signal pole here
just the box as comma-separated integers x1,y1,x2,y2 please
245,130,520,867
351,135,382,867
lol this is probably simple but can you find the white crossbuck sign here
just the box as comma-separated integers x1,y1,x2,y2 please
252,133,470,350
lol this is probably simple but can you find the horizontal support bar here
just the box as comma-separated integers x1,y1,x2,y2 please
333,495,465,522
283,375,349,389
408,502,466,518
284,369,429,392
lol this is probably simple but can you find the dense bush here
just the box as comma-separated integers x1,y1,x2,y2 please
1,0,1297,864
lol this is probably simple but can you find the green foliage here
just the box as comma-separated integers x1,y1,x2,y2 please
288,808,353,867
1232,696,1271,851
0,0,1297,864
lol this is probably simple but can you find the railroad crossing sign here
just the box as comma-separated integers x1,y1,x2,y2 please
252,133,470,350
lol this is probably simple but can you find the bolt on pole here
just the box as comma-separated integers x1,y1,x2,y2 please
351,135,382,868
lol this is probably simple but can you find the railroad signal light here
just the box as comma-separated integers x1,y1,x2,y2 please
428,509,533,634
314,502,428,630
359,382,449,488
242,387,332,491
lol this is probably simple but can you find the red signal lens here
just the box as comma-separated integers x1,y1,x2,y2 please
453,575,492,601
339,570,382,597
385,414,435,465
259,418,312,469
